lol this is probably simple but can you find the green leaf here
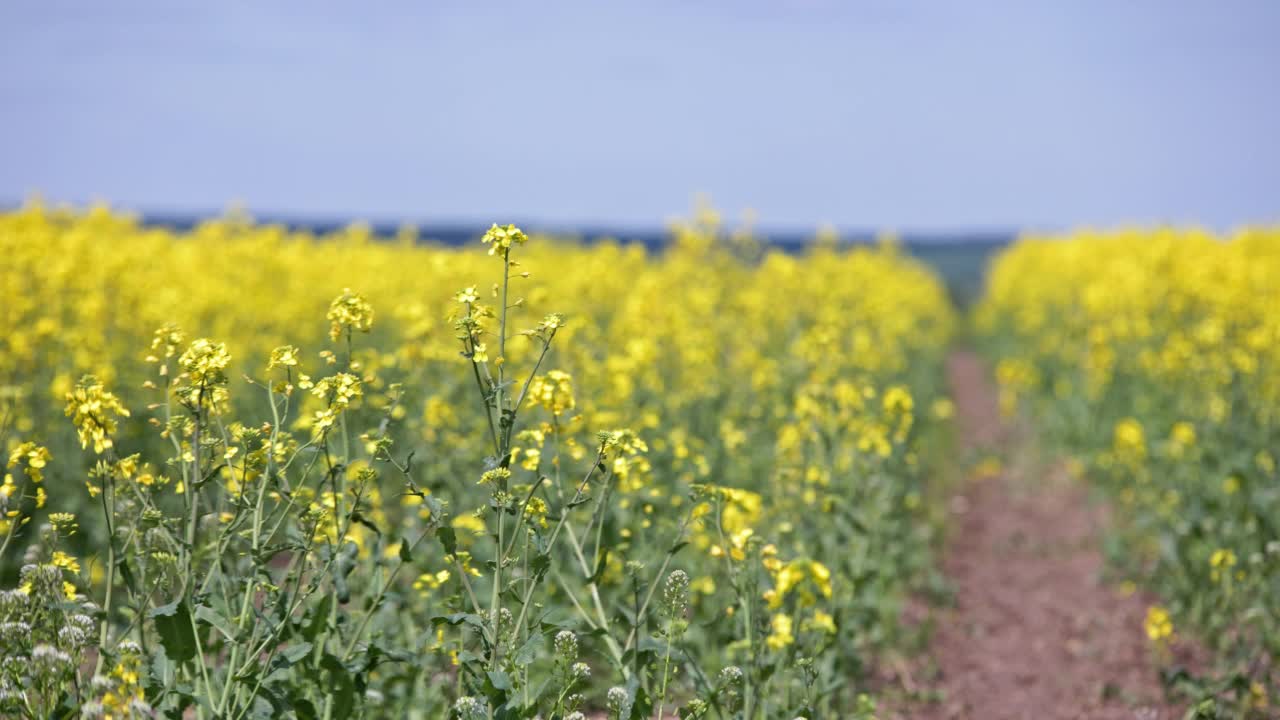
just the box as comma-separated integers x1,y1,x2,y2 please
590,548,610,584
432,613,486,630
246,681,291,716
621,644,659,673
283,642,315,663
398,535,414,563
487,670,513,691
515,677,551,713
456,650,485,666
350,511,382,538
528,552,551,579
150,601,197,664
195,604,237,644
438,526,458,555
511,633,542,667
624,676,653,720
484,669,514,709
117,555,139,595
332,541,359,604
352,641,413,674
320,654,355,718
293,697,319,720
302,593,332,642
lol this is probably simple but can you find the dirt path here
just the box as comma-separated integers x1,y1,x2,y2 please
900,351,1182,720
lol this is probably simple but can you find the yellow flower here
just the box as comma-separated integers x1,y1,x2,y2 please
856,425,892,458
882,385,914,414
268,345,300,370
1113,418,1146,461
713,486,761,537
810,561,832,596
1144,605,1173,642
311,408,339,439
519,447,541,470
527,370,575,416
1209,548,1237,581
148,322,186,361
313,373,361,408
7,441,51,482
719,420,747,452
179,338,232,385
767,558,833,609
0,474,16,506
49,512,78,534
413,569,452,595
479,223,528,257
447,551,484,577
804,609,837,635
327,288,375,341
64,375,130,454
765,613,795,650
1250,681,1268,711
600,428,647,456
1256,451,1276,475
99,652,146,716
535,313,565,333
52,550,81,574
725,528,754,561
1169,421,1196,448
452,514,487,535
522,495,549,527
478,467,511,485
930,397,955,420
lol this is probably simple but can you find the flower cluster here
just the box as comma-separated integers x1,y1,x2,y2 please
327,287,375,341
528,370,575,416
63,376,130,454
480,223,528,257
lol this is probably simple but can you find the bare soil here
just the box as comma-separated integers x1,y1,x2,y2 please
889,351,1186,720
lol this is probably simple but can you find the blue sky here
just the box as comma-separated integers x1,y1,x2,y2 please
2,1,1277,231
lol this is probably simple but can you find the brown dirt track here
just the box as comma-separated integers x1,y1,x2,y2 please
889,351,1186,720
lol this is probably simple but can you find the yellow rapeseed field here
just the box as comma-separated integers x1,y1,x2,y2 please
979,227,1280,707
0,202,955,719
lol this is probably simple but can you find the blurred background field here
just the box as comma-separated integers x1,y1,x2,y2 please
128,210,1008,308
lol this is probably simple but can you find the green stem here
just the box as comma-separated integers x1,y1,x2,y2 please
489,506,505,670
657,616,675,718
94,471,116,676
340,528,431,660
182,390,204,601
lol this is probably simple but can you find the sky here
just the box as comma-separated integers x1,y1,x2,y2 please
1,1,1277,232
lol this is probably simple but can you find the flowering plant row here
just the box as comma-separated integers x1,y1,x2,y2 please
978,227,1280,711
0,204,955,718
